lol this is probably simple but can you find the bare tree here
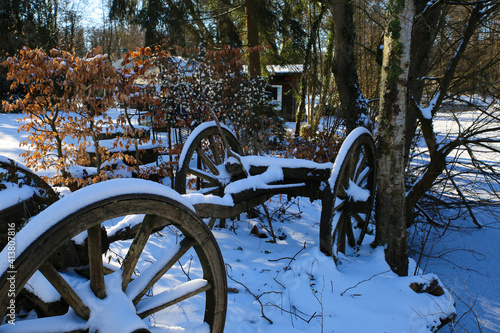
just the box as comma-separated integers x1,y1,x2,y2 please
405,1,500,217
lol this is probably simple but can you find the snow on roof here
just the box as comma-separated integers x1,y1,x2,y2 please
266,64,303,74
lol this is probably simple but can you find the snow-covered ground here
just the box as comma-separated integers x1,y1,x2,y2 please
1,110,498,332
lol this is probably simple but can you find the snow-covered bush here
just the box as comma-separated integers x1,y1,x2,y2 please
148,45,286,154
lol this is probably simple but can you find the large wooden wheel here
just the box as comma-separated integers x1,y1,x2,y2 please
175,122,243,197
320,128,376,262
0,179,227,332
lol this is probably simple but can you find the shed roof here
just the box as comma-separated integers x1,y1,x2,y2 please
266,64,303,75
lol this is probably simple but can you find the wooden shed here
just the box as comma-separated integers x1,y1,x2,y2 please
266,65,302,122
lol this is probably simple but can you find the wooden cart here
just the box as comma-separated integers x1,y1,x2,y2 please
175,121,376,258
0,122,376,332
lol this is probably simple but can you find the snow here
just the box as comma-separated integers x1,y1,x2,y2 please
184,192,235,206
136,279,209,315
23,271,61,303
240,154,332,171
0,156,45,211
0,182,37,212
216,220,454,333
85,273,149,333
266,65,303,74
345,179,370,202
1,111,499,332
224,165,284,193
421,92,440,119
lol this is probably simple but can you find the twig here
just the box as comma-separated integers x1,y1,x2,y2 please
340,270,391,296
444,165,482,228
311,276,325,333
261,203,277,242
266,301,317,323
449,284,486,332
227,273,276,324
178,256,193,281
268,242,306,271
273,277,286,289
415,204,445,228
413,214,434,275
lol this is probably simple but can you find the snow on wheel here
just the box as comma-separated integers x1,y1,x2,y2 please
0,179,227,333
175,121,243,196
320,127,377,262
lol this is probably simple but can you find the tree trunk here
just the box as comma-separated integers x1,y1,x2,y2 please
332,0,368,133
144,0,162,46
311,22,334,134
375,0,415,277
405,0,444,164
246,0,261,77
294,4,326,137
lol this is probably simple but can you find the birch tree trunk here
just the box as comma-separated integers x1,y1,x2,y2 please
375,0,415,276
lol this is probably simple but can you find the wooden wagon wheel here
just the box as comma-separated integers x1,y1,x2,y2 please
319,128,377,262
175,122,243,195
0,179,227,332
175,122,243,227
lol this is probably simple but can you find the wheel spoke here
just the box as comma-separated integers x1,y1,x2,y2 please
347,147,360,180
196,146,219,175
352,212,366,228
345,217,356,248
352,212,369,245
121,215,158,292
127,237,196,304
137,279,211,318
356,166,371,186
87,224,106,299
208,135,222,165
38,262,91,320
332,198,345,212
188,167,221,186
336,177,349,200
354,150,368,183
335,212,346,254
